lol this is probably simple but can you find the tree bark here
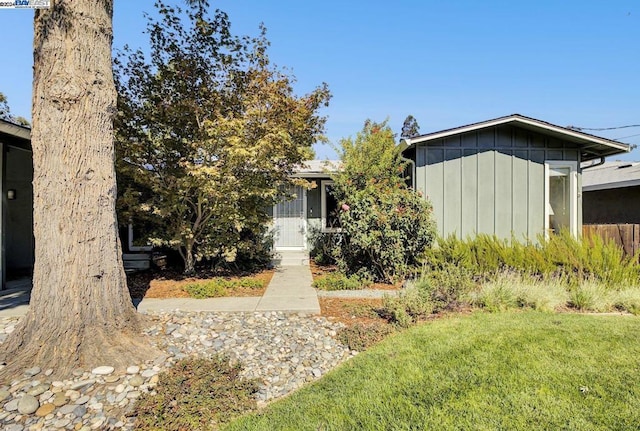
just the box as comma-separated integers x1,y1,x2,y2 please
0,0,157,379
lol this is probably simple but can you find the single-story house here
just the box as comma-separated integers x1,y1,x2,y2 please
272,160,339,250
273,114,630,251
0,119,34,289
582,161,640,224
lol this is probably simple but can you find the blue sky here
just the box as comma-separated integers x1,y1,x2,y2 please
0,1,638,160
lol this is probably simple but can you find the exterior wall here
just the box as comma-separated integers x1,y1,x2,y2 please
583,186,640,224
5,146,34,275
413,124,581,240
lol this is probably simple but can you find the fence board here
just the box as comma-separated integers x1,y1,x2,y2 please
583,224,640,258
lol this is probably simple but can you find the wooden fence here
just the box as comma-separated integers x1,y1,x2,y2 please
582,224,640,258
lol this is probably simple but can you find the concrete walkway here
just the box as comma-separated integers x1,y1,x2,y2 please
0,257,321,317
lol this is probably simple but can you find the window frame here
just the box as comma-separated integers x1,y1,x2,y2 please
544,160,578,238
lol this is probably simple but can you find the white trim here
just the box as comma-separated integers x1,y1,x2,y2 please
544,161,578,238
320,180,341,233
273,186,308,251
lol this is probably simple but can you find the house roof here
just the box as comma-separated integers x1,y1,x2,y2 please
292,160,340,177
401,114,630,162
582,161,640,191
0,118,31,151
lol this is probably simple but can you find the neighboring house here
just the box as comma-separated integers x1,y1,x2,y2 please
272,114,630,252
400,114,629,240
582,161,640,224
0,119,34,289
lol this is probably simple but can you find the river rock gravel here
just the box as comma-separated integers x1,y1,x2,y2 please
0,311,355,430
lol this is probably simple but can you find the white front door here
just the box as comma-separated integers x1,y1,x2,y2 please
273,185,306,250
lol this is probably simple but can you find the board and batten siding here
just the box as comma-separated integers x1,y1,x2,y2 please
414,124,581,240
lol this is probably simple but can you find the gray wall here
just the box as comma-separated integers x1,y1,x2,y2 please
413,124,581,240
583,186,640,224
5,146,34,275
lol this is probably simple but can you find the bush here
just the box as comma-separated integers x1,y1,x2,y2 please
329,120,437,283
469,277,519,312
184,280,229,298
183,277,264,298
337,322,396,351
429,231,640,287
380,287,433,328
568,281,605,311
312,272,367,291
308,227,340,266
133,356,259,430
418,263,476,312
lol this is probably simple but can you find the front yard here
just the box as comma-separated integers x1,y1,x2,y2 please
224,311,640,430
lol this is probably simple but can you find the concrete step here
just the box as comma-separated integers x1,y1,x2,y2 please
272,251,310,266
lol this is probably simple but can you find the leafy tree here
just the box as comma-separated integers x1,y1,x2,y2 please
0,92,30,126
0,0,156,379
329,120,436,283
115,0,330,274
401,114,420,139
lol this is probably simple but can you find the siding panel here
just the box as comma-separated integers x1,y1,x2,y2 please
477,150,495,234
494,151,513,238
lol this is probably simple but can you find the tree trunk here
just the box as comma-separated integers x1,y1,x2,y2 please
0,0,157,379
184,242,195,275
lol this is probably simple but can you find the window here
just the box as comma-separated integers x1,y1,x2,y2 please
321,180,341,232
545,161,578,237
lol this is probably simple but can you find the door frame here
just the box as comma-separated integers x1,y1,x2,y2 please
544,160,578,238
273,186,308,251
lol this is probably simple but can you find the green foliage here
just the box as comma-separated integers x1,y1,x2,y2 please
308,227,339,266
184,277,263,298
429,231,640,287
0,92,29,126
337,322,395,351
114,0,330,274
380,287,433,328
134,356,259,430
330,120,437,283
312,272,367,291
418,263,476,312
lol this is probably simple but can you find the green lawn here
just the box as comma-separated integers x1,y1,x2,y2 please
225,312,640,431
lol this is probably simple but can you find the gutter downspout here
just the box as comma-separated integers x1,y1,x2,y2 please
581,157,605,170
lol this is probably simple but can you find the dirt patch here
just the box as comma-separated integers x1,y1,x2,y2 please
319,297,389,326
128,269,274,299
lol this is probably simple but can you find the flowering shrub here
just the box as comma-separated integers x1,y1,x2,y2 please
329,120,437,283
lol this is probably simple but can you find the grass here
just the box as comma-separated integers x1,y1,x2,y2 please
224,312,640,430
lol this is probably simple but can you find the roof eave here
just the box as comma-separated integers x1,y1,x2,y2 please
403,115,630,160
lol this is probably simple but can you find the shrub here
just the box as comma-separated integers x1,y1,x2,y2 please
184,280,229,298
610,289,640,315
512,276,568,312
329,120,437,283
380,287,433,328
308,226,340,266
337,322,396,351
568,281,605,311
133,356,259,430
184,277,265,298
428,231,640,287
418,263,476,312
312,272,367,291
469,277,519,312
